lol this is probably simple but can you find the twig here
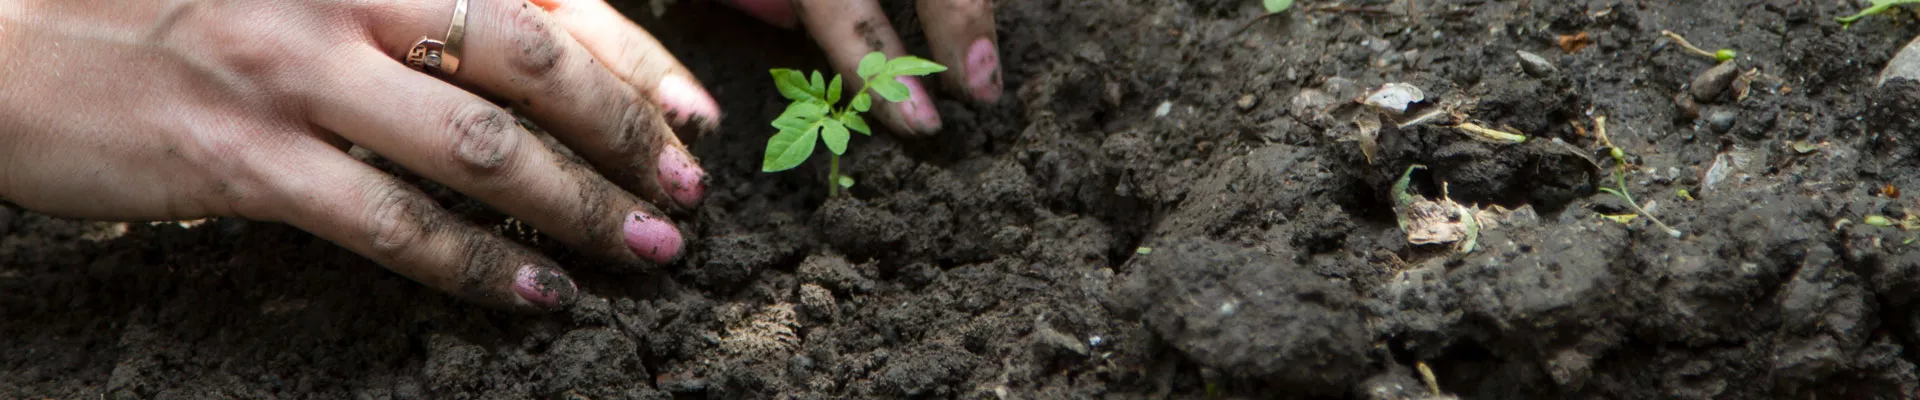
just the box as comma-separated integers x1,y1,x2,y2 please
1660,30,1723,61
1451,122,1528,143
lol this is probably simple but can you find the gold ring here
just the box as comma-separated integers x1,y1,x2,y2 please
405,0,468,76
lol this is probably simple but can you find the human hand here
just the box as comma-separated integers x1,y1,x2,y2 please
711,0,1002,136
0,0,730,312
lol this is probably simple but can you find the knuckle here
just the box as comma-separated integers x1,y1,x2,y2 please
445,102,522,175
507,2,562,77
366,183,432,260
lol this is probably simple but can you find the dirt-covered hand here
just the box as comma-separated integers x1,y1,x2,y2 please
719,0,1001,136
0,0,726,312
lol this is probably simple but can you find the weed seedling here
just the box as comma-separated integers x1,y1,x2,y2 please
763,52,947,197
1264,0,1293,13
1591,116,1683,238
1838,0,1920,28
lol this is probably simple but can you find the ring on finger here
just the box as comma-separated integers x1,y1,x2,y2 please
405,0,470,76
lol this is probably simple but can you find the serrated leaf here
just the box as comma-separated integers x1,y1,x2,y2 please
840,113,871,136
857,52,886,79
883,56,948,77
1263,0,1293,13
771,100,828,130
809,71,826,99
763,123,819,172
821,119,849,155
870,78,910,102
770,69,815,101
851,92,871,112
827,75,843,104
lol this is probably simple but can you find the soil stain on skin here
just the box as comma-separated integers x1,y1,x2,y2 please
14,0,1920,399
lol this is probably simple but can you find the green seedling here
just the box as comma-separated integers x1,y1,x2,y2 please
1660,30,1736,63
1264,0,1293,13
763,52,947,197
1838,0,1920,28
1597,155,1683,238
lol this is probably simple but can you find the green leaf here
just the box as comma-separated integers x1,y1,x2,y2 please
851,92,872,112
809,71,826,99
1263,0,1293,13
770,69,816,101
840,113,871,136
821,119,850,155
870,78,910,102
771,100,828,131
827,74,843,104
857,52,886,80
837,175,856,189
882,56,948,77
762,122,819,172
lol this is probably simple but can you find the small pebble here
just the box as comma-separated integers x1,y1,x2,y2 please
1706,108,1737,133
1690,61,1740,102
1236,94,1258,111
1516,50,1557,77
1880,34,1920,86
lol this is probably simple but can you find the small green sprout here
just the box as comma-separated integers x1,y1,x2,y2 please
1597,152,1683,238
1135,246,1153,255
1263,0,1293,13
1714,49,1737,62
1838,0,1920,28
764,52,947,197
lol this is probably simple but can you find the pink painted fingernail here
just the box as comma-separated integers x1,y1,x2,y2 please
896,76,942,133
966,38,1002,103
623,211,684,264
657,75,722,131
722,0,798,29
656,146,707,208
513,265,577,310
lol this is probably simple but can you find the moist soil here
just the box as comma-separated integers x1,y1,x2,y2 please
9,0,1920,398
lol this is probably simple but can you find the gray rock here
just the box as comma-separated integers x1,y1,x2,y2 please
1516,50,1557,77
1707,108,1737,133
1690,61,1740,101
1880,34,1920,87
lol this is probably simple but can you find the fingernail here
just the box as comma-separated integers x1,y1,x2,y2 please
513,265,577,310
657,75,722,131
966,38,1003,103
895,76,942,133
656,146,707,208
623,211,684,264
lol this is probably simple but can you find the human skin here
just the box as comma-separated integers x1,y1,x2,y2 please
0,0,999,312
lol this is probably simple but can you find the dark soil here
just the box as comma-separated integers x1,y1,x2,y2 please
9,0,1920,398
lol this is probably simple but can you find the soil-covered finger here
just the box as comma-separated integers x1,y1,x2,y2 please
256,143,577,312
363,0,708,209
533,0,722,134
304,54,686,268
794,0,943,136
917,0,1001,103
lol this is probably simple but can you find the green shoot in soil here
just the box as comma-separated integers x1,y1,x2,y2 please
763,52,946,197
1838,0,1920,28
1592,116,1682,238
1264,0,1293,13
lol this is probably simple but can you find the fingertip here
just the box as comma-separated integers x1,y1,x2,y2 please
895,76,943,134
512,265,579,311
656,75,723,133
965,38,1003,103
655,146,708,208
623,211,685,264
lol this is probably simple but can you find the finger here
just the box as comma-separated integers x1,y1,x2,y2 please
305,51,687,268
532,0,723,134
366,0,708,209
261,139,578,312
716,0,799,29
794,0,943,136
917,0,1001,103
